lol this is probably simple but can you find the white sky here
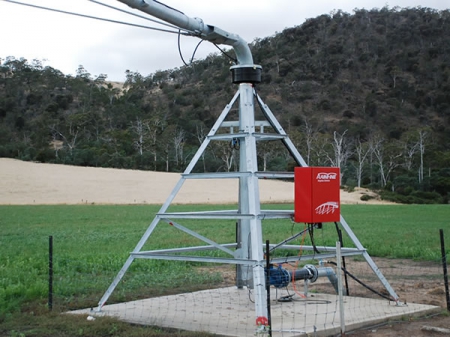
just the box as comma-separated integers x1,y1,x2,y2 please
0,0,448,82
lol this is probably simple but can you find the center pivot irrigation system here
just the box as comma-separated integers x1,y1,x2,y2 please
3,0,403,330
93,0,403,328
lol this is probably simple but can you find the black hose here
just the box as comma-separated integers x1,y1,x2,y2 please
327,261,395,302
308,223,321,254
334,223,350,296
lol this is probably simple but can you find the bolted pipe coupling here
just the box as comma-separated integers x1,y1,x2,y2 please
291,264,319,283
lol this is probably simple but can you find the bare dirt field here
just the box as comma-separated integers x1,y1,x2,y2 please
1,158,448,336
0,158,391,205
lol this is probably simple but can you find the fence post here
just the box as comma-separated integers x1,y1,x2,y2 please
265,240,272,337
336,241,345,335
48,235,53,311
439,229,450,311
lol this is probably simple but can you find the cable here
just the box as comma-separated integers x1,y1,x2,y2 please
213,44,237,63
190,40,204,63
268,225,315,253
277,294,294,302
178,30,190,67
334,222,350,296
2,0,187,35
177,30,205,67
248,289,255,303
327,261,396,302
291,224,308,299
294,298,332,305
308,223,321,254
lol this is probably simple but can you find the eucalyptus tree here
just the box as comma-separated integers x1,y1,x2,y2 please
354,136,371,187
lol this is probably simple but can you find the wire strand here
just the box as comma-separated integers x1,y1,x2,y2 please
88,0,188,32
2,0,187,35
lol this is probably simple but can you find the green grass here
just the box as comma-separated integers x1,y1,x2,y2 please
340,204,450,259
0,204,449,336
267,204,450,260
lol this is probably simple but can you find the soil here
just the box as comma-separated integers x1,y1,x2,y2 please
323,258,450,337
0,158,393,205
345,315,450,337
2,158,448,336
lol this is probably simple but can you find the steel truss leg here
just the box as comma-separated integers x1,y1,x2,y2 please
339,216,400,302
97,90,240,311
255,92,401,304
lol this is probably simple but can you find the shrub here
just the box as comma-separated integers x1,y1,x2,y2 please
360,194,374,201
380,190,444,204
410,190,443,203
343,185,355,193
35,148,55,163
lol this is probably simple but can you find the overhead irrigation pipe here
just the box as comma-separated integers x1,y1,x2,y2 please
116,0,254,65
115,0,262,84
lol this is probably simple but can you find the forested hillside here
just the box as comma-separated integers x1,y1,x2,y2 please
1,6,449,203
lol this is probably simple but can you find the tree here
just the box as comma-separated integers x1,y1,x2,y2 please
417,129,428,184
258,141,279,172
106,84,122,105
49,121,79,157
354,136,371,187
76,65,91,80
130,118,148,156
301,119,319,166
388,65,401,88
311,133,330,167
369,133,387,187
369,133,402,188
384,142,403,189
195,123,208,172
173,127,186,168
401,132,419,171
326,130,353,182
213,141,237,172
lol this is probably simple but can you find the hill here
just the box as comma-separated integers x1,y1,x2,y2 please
1,7,449,203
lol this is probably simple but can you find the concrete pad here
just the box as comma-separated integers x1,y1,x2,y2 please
70,287,440,337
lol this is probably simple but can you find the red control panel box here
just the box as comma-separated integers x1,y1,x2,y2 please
294,167,340,223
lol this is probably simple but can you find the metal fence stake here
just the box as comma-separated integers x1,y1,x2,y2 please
439,229,450,311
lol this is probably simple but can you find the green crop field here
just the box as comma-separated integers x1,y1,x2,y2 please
0,204,449,336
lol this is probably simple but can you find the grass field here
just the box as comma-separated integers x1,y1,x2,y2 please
0,204,449,336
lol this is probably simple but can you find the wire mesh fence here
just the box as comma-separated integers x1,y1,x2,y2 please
48,241,449,336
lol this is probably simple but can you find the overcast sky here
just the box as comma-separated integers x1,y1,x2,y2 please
1,0,448,82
